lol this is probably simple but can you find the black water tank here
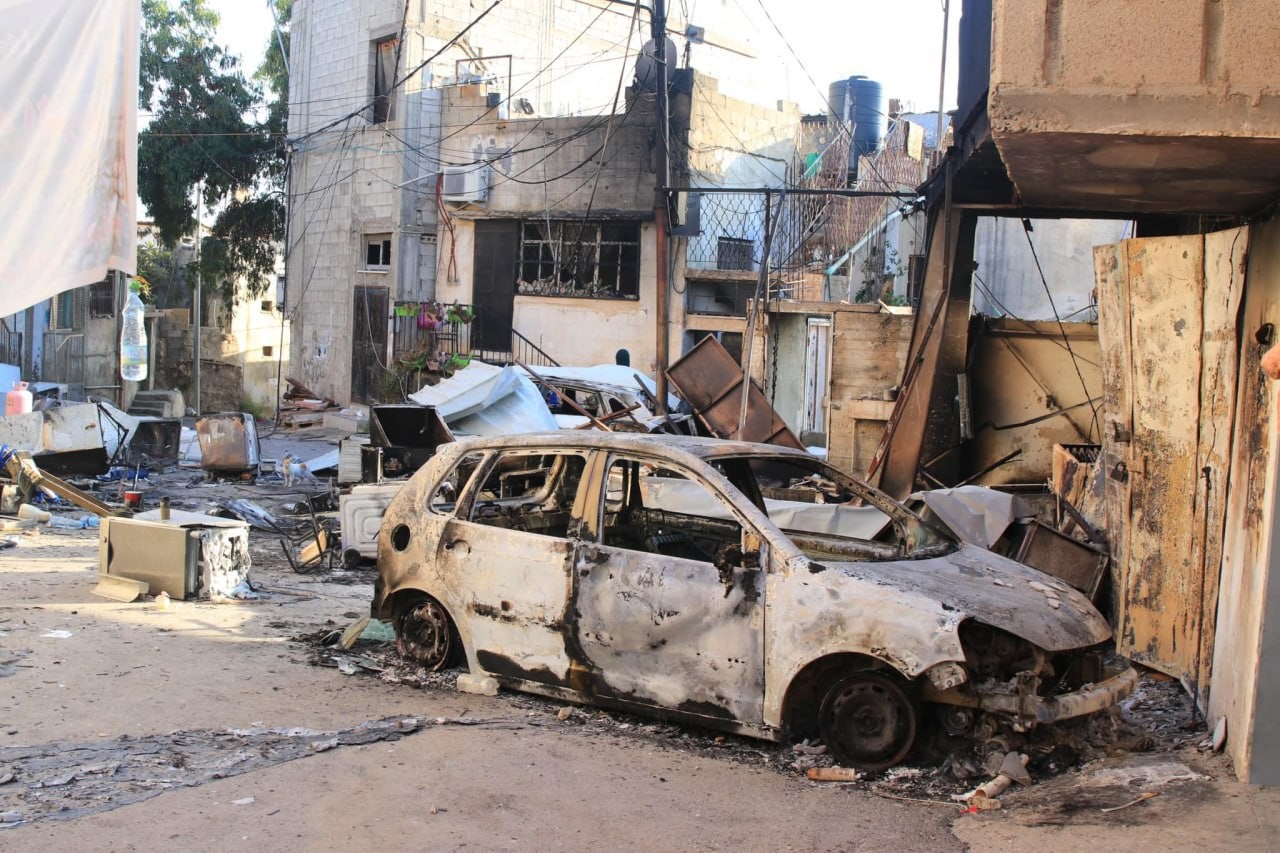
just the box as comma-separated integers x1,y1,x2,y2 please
827,76,888,175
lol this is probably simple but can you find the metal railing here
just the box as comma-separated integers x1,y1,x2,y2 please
390,303,559,370
0,319,21,368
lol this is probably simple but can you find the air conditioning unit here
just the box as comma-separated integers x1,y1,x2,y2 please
441,165,489,203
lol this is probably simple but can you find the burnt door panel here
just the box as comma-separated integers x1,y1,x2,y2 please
472,221,519,352
572,458,765,725
352,286,389,404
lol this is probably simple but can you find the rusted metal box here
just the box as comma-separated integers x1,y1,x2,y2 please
98,512,251,599
666,335,804,449
364,405,453,481
195,413,261,473
1010,520,1109,601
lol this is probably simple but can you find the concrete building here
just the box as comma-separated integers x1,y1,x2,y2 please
286,0,806,402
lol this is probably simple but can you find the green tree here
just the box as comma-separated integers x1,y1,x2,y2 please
138,0,288,307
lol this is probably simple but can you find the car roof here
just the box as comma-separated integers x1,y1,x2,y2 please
445,431,816,462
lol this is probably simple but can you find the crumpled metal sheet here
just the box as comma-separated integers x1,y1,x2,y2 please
408,361,557,435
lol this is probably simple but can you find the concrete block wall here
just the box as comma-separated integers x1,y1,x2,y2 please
686,75,801,186
288,0,644,402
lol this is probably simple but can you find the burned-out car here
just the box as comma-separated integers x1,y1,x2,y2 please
374,433,1136,770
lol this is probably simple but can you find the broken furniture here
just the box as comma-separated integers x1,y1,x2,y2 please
361,405,453,483
195,413,261,475
98,511,251,600
216,496,336,574
3,448,112,516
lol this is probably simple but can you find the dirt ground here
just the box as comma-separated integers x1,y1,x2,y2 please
1,430,1277,851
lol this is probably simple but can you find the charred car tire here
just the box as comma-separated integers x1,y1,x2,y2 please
393,594,460,671
818,670,919,771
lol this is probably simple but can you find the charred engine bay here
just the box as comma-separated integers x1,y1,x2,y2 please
299,630,1206,801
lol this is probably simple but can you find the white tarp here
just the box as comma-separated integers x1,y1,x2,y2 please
408,361,557,435
641,477,892,541
912,486,1035,548
0,0,139,317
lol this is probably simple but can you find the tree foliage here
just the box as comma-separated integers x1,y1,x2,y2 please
138,0,289,307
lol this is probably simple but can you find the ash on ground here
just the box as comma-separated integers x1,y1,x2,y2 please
297,630,1207,801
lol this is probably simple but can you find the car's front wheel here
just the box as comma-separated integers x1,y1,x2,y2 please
818,670,919,771
393,594,460,671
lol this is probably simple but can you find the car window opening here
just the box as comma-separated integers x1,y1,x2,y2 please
600,459,744,564
467,451,588,538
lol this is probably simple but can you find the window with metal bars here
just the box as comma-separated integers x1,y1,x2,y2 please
89,278,115,318
716,237,755,271
517,221,640,299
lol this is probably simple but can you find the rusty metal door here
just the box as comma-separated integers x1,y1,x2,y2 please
1094,227,1247,707
352,286,389,404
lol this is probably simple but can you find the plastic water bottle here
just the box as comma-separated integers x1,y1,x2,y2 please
120,282,148,382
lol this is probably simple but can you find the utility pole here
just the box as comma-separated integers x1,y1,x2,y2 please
652,0,670,413
192,183,202,417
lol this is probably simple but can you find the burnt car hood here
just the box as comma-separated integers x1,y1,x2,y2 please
818,544,1112,652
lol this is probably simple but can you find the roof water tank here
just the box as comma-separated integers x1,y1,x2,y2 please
827,76,888,177
848,76,887,160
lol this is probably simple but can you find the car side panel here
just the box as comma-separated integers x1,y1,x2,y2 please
761,562,967,729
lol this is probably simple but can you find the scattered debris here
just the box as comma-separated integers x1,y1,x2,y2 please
807,766,859,782
1099,790,1159,813
0,718,425,826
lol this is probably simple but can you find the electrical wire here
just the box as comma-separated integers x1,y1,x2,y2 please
288,0,507,148
1021,220,1102,440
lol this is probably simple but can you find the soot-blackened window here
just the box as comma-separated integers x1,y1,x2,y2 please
518,221,640,299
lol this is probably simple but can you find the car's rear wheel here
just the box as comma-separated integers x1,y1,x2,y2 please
818,670,919,771
393,594,459,671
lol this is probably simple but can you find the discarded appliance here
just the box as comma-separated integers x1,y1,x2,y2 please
666,335,805,449
0,401,115,476
362,405,453,482
340,481,404,566
125,417,182,467
195,413,260,474
338,436,371,485
99,511,252,600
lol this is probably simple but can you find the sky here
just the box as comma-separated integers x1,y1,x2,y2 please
207,0,960,115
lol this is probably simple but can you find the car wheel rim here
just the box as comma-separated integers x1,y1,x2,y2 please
819,673,917,771
396,598,454,671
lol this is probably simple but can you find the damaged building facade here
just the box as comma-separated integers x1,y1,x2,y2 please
855,0,1280,785
286,0,809,403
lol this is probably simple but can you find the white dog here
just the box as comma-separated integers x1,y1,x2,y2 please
281,453,317,487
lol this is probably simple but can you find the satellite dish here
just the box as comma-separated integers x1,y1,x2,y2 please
634,37,678,91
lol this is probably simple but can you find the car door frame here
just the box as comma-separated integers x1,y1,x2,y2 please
567,448,777,729
436,445,594,691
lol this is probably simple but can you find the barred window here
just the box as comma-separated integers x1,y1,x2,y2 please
518,221,640,299
89,278,116,318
